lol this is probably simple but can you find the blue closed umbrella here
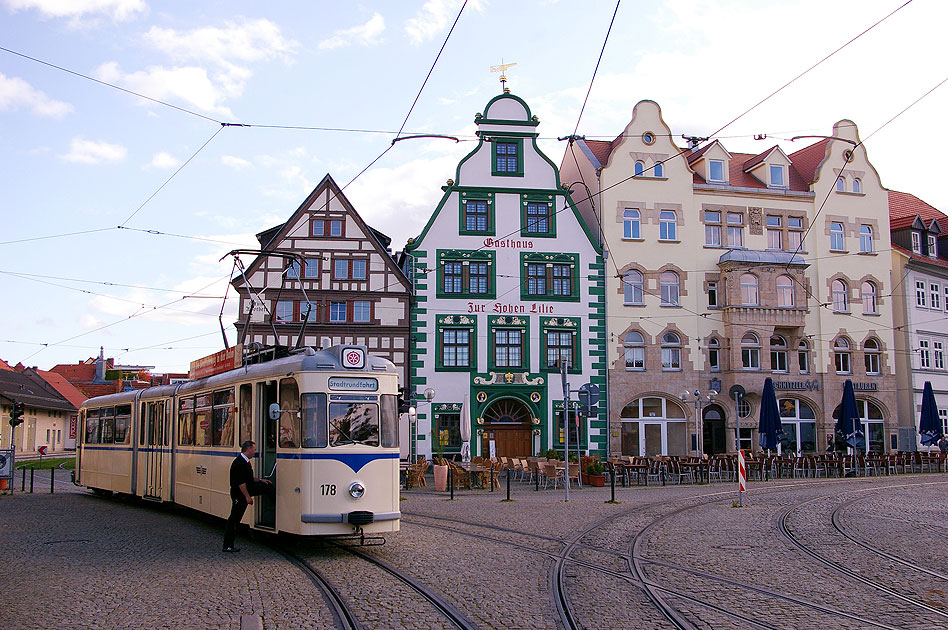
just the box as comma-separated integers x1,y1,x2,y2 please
758,377,784,451
918,381,943,447
836,380,865,450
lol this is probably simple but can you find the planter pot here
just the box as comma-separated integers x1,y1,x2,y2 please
582,473,605,487
433,465,448,492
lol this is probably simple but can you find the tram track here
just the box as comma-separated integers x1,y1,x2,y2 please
276,545,363,630
776,481,948,622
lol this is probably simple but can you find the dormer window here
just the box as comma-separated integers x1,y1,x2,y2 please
912,231,921,254
709,160,725,183
769,165,786,188
928,234,938,258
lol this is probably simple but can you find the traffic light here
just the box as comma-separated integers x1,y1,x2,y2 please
9,401,24,427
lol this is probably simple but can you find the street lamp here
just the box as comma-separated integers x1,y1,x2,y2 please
681,389,717,458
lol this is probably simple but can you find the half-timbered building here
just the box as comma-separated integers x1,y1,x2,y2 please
232,174,412,386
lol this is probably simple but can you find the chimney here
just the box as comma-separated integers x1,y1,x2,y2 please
94,346,107,383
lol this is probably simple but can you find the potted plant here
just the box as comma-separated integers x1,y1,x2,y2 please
433,429,449,491
582,459,605,487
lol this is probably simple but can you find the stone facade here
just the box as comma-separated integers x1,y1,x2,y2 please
561,100,897,456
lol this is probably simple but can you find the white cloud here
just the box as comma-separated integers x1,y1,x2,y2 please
0,73,73,118
62,137,127,164
3,0,146,21
144,18,297,67
318,12,385,50
147,151,180,169
221,155,251,169
96,61,235,117
404,0,482,45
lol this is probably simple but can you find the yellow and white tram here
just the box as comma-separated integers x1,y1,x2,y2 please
76,345,401,537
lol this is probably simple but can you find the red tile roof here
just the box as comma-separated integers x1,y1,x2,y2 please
0,359,13,371
584,138,619,167
35,370,87,408
889,189,946,230
893,244,948,271
788,139,829,185
49,363,97,382
74,382,123,399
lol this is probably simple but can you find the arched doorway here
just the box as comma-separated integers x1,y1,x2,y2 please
481,398,533,457
702,404,727,455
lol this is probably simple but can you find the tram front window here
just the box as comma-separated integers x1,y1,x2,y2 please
329,402,379,446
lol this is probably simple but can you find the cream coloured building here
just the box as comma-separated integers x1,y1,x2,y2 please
561,100,897,456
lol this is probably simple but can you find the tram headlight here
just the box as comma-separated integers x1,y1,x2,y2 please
348,481,365,499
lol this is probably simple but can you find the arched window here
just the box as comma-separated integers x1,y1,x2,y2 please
740,273,759,305
832,279,849,312
862,281,878,314
798,340,809,373
659,210,677,240
660,271,680,306
853,178,862,193
776,275,794,307
860,225,873,253
623,270,644,305
623,209,640,239
634,161,645,177
834,338,852,374
836,176,846,192
624,331,645,371
654,162,664,178
770,335,788,372
661,332,682,371
707,338,720,371
830,222,845,251
742,333,761,370
864,338,881,375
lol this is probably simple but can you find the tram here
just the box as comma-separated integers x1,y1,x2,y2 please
75,344,401,537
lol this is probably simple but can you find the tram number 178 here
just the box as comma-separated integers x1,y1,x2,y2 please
320,484,336,496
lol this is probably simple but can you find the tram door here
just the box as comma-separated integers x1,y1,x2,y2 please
256,381,277,529
141,401,165,500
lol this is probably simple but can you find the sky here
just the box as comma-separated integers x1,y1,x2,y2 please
2,0,947,374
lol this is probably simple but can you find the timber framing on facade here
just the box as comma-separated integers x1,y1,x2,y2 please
231,173,412,386
405,92,606,461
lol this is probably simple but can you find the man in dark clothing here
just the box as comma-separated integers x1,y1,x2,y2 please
222,440,273,552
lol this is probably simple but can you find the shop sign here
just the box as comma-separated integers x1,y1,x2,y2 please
467,301,555,314
853,382,878,392
773,379,820,392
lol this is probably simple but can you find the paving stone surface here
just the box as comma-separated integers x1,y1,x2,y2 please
3,470,947,629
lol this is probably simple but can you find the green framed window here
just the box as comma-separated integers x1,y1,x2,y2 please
459,191,495,235
541,317,581,373
492,138,524,177
520,193,556,237
553,400,586,448
437,250,496,299
520,252,579,301
436,314,477,371
488,315,530,372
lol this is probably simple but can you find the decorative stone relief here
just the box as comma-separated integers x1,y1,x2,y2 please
748,207,763,235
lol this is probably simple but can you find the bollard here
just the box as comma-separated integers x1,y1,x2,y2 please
506,466,511,501
30,467,34,493
490,465,494,492
449,467,454,501
535,470,539,492
610,467,616,502
21,467,26,491
50,467,54,494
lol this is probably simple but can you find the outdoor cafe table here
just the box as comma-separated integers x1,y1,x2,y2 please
620,461,649,486
456,462,495,489
678,460,709,484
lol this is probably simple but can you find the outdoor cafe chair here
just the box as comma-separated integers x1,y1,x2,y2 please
542,463,564,489
406,459,429,488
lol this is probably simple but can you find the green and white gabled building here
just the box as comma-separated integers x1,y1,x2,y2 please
403,92,606,460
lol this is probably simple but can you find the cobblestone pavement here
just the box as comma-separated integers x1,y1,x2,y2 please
3,472,947,629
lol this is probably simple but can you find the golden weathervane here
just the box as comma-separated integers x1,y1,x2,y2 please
490,61,517,93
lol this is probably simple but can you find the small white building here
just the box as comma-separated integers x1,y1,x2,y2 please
404,92,606,460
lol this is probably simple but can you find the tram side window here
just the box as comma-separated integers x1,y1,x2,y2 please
114,405,131,444
178,397,195,446
239,385,253,447
212,388,236,447
140,403,147,446
302,393,328,448
85,409,101,444
279,378,300,448
329,402,379,447
381,395,398,448
100,407,115,444
195,394,212,446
